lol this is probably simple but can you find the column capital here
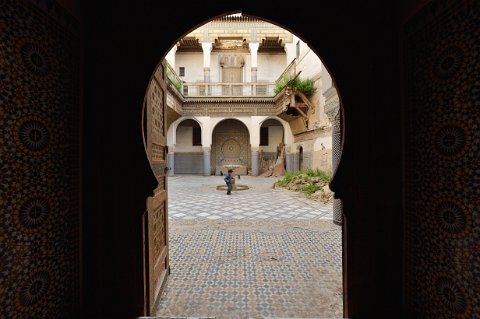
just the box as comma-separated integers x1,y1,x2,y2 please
248,42,259,52
249,42,259,69
201,42,213,52
201,42,213,69
202,146,211,153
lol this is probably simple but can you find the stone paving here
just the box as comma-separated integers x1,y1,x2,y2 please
155,175,343,319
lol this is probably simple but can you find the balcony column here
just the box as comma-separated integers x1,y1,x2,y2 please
251,146,259,176
249,42,259,82
201,42,213,82
203,146,211,176
167,145,175,176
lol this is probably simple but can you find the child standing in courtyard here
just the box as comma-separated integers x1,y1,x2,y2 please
224,169,233,195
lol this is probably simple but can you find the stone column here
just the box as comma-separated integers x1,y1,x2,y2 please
201,42,212,82
165,46,177,71
249,42,259,82
167,146,175,176
251,146,259,176
202,146,211,176
324,87,342,225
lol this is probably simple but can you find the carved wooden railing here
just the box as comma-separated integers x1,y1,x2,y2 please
182,82,276,97
275,58,297,86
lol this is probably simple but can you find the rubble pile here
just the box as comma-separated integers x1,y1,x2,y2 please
277,173,333,204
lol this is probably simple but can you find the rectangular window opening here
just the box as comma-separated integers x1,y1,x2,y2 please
179,67,185,77
260,127,269,146
192,127,201,146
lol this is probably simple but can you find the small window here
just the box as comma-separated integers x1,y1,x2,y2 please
192,127,201,146
179,67,185,77
260,127,269,146
183,85,188,96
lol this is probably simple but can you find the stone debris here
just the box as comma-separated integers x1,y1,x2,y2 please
277,174,333,204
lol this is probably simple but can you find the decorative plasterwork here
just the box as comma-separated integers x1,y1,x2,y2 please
323,87,340,130
185,97,273,104
294,126,333,143
166,84,308,118
212,129,250,168
183,17,293,44
219,54,245,67
214,37,248,51
182,102,281,117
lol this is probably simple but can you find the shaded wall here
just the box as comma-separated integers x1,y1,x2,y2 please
0,0,81,317
402,0,480,317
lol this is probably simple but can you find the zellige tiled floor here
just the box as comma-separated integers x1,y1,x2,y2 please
155,175,342,319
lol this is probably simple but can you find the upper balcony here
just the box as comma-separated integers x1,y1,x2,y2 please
166,59,297,100
181,82,276,98
164,59,303,118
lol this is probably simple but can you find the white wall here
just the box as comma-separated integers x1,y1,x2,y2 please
314,135,332,150
296,48,323,80
165,46,176,69
257,53,287,82
176,126,192,145
175,53,204,82
175,126,203,152
174,51,288,84
260,126,284,152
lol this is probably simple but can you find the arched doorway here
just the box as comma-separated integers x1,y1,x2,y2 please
211,119,251,175
82,0,416,317
258,118,285,175
142,11,344,318
174,119,203,174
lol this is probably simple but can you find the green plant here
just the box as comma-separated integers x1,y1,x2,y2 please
304,168,332,182
295,78,315,96
166,69,183,93
274,74,291,94
170,78,182,93
276,168,332,198
276,170,298,187
300,183,319,195
274,76,316,97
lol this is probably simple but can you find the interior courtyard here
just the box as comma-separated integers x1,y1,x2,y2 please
0,0,478,318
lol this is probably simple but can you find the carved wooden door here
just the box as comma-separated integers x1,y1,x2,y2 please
222,67,242,95
142,62,169,314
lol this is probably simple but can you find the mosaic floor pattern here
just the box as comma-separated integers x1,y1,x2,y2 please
168,175,333,221
155,175,342,319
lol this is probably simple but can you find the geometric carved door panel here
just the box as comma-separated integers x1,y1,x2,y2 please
222,67,242,95
142,61,170,315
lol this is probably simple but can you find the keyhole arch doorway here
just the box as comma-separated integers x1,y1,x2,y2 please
142,10,346,317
